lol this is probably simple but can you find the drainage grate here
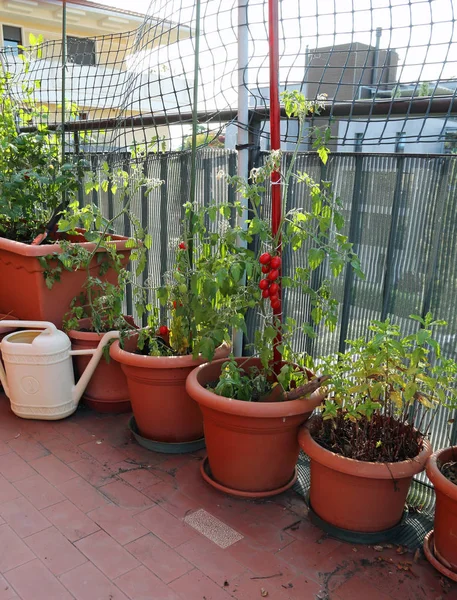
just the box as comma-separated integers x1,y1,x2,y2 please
184,509,244,548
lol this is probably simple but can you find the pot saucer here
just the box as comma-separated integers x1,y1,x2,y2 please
128,416,205,454
200,455,297,498
423,530,457,582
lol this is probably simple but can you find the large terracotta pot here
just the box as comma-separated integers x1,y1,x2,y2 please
426,446,457,572
0,232,130,329
110,334,230,443
299,417,433,533
68,317,136,414
186,357,326,496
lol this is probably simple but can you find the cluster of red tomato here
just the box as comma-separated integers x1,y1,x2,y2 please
258,252,281,310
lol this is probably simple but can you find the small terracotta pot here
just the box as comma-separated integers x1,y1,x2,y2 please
426,446,457,572
299,417,433,533
68,317,136,414
110,335,230,443
186,357,326,496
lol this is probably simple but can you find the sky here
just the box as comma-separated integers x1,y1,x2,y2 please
91,0,457,84
84,0,457,125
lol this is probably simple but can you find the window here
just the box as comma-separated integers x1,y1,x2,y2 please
2,25,22,54
67,36,95,66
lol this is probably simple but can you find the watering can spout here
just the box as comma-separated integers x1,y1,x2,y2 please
70,330,120,408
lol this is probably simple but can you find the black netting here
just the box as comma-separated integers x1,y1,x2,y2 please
2,0,457,153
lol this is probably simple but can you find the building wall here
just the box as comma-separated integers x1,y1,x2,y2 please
306,42,398,102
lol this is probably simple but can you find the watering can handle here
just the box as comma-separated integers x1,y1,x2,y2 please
0,321,56,335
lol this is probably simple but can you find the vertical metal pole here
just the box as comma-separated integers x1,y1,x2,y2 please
187,0,201,269
61,0,66,163
189,0,201,207
338,154,364,353
233,0,250,356
268,0,282,366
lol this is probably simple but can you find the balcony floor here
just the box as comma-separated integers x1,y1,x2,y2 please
0,393,454,600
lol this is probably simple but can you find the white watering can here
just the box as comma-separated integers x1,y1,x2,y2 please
0,321,119,420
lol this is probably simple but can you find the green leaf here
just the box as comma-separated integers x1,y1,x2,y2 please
308,248,325,269
144,234,152,249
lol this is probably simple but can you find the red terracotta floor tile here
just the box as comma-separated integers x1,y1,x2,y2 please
114,565,181,600
0,524,35,573
29,454,78,486
0,442,13,457
75,530,140,579
278,573,322,599
335,574,394,600
276,537,343,580
42,435,90,464
0,496,50,538
99,479,155,511
69,457,117,487
121,442,166,467
42,499,100,542
17,420,59,443
227,538,298,579
169,568,234,600
7,436,49,461
54,421,95,445
119,467,162,491
60,561,129,600
0,475,22,505
229,570,298,600
88,504,149,545
0,452,36,482
176,535,247,587
135,504,197,548
143,481,201,519
4,558,73,600
126,533,194,584
14,474,65,510
57,475,111,513
24,526,87,576
79,439,129,466
0,573,19,599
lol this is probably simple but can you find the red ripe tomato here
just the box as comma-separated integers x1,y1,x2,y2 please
269,282,279,295
261,265,270,274
271,299,281,310
179,242,186,250
262,289,270,298
268,269,279,281
159,325,169,336
259,279,270,290
269,294,278,304
259,252,272,265
172,301,177,309
270,256,282,269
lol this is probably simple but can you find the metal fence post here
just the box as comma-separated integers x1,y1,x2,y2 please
380,155,406,321
338,153,364,353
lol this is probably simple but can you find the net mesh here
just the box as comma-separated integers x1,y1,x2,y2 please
2,0,457,153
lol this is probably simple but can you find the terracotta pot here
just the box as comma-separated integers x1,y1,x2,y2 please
110,335,230,443
299,417,433,533
186,357,326,495
426,446,457,572
0,232,130,329
68,317,136,414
